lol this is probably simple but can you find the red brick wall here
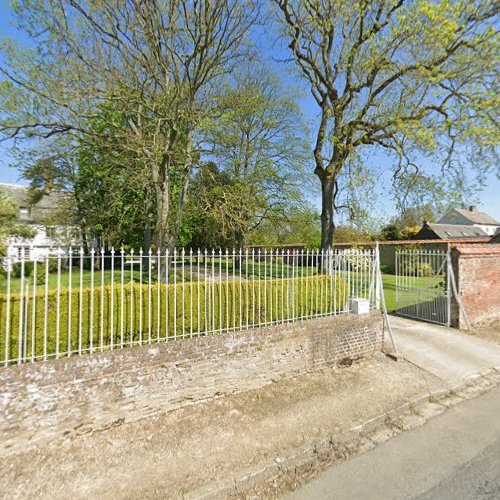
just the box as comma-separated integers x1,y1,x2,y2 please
451,245,500,327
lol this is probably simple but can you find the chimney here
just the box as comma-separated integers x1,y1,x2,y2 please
468,205,475,212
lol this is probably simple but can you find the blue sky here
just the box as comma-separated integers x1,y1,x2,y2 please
0,0,499,223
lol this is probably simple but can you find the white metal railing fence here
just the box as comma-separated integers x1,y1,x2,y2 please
0,247,378,366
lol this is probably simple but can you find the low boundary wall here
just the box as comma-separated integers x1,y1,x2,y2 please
0,312,383,453
451,245,500,328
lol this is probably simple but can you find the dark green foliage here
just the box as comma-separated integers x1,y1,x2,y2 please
12,262,34,278
380,224,400,241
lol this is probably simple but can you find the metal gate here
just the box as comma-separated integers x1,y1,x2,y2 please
395,248,451,326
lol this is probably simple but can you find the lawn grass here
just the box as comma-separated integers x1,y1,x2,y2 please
381,273,397,312
380,272,445,313
0,260,319,294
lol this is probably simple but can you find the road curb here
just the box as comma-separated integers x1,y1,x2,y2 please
186,367,500,499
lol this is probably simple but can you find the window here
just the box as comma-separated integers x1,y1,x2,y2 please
17,247,31,260
19,208,30,220
46,227,58,239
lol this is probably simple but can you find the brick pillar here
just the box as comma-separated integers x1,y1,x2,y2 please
450,244,500,328
449,247,461,328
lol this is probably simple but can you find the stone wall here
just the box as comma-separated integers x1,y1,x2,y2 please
451,245,500,328
0,312,383,453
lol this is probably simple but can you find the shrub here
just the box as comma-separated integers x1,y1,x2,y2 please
379,264,394,275
0,274,346,362
12,261,34,278
48,259,60,274
36,265,47,285
336,248,373,272
398,252,437,277
415,263,434,277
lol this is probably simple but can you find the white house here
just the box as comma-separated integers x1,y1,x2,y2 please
437,206,500,237
0,183,81,262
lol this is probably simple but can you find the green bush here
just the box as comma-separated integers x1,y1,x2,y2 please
48,259,60,274
379,264,394,275
398,251,437,277
12,261,34,278
415,262,434,277
36,265,47,285
0,274,346,362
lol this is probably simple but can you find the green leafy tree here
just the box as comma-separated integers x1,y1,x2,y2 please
203,63,311,247
74,107,151,249
333,225,371,243
399,225,421,239
0,0,259,251
272,0,499,249
397,204,437,228
248,208,322,249
19,138,145,252
180,162,252,249
378,203,436,241
380,223,401,241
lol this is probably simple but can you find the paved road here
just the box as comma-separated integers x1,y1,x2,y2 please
389,316,500,385
286,383,500,500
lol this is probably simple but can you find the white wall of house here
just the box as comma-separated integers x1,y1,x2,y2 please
438,210,499,237
475,225,499,236
5,225,81,262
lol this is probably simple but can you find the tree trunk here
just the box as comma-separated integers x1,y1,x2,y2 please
151,160,169,253
235,230,245,249
143,224,152,251
142,186,153,252
319,174,335,250
234,230,245,270
167,170,190,253
168,130,194,253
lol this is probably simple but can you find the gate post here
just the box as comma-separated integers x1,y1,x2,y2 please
446,243,452,327
448,246,472,330
375,242,381,309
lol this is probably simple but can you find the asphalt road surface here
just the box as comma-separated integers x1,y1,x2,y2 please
286,384,500,500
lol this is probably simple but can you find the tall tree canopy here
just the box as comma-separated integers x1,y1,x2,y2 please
272,0,499,248
202,63,311,247
0,0,259,250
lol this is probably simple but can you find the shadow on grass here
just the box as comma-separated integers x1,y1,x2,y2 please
394,296,449,324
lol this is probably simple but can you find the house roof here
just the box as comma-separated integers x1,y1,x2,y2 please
426,223,489,239
453,208,500,226
0,183,66,224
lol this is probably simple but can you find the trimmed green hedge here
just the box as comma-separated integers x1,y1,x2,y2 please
0,275,346,362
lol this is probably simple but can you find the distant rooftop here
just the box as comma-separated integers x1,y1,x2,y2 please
427,223,489,239
0,182,66,224
443,208,500,226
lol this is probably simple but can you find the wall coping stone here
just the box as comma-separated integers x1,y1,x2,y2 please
454,245,500,256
